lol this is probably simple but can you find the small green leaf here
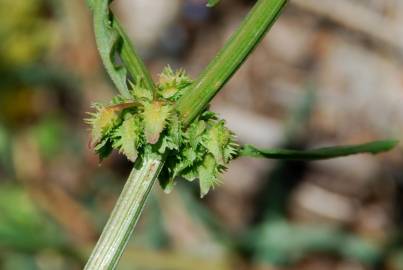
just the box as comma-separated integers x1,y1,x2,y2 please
198,154,220,198
185,119,207,149
113,114,143,162
239,140,399,160
157,113,183,153
157,161,177,194
174,147,199,179
207,0,220,8
142,101,172,144
202,120,231,164
95,138,114,160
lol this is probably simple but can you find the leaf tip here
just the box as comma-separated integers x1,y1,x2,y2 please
366,139,399,154
206,0,220,8
387,139,399,148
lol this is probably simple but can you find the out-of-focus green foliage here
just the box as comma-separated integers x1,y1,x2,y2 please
249,220,382,266
0,0,54,67
31,118,66,160
0,125,10,167
390,250,403,269
0,185,65,253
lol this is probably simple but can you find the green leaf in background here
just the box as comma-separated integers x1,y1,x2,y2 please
207,0,221,8
240,139,399,160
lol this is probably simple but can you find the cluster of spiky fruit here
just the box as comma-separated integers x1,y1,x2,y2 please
86,67,238,197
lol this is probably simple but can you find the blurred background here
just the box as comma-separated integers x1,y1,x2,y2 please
0,0,403,269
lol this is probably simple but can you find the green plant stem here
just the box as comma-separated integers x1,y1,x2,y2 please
90,0,155,97
114,20,156,91
85,0,287,269
177,0,288,125
84,156,164,269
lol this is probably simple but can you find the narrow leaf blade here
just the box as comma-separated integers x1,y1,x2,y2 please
240,140,399,160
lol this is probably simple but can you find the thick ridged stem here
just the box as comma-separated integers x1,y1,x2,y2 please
84,156,163,269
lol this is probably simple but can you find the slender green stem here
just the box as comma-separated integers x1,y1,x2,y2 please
177,0,288,124
84,156,164,269
114,19,156,91
90,0,155,99
239,140,399,160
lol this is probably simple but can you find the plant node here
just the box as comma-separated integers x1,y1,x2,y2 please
86,66,239,197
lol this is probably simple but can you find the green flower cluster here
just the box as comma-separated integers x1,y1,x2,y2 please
86,67,238,197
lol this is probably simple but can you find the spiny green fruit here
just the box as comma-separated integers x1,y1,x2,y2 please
142,101,172,144
86,104,121,147
158,112,238,197
86,66,239,197
158,66,192,100
113,113,143,162
130,81,153,101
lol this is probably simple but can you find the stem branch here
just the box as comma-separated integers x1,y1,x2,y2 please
177,0,288,124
